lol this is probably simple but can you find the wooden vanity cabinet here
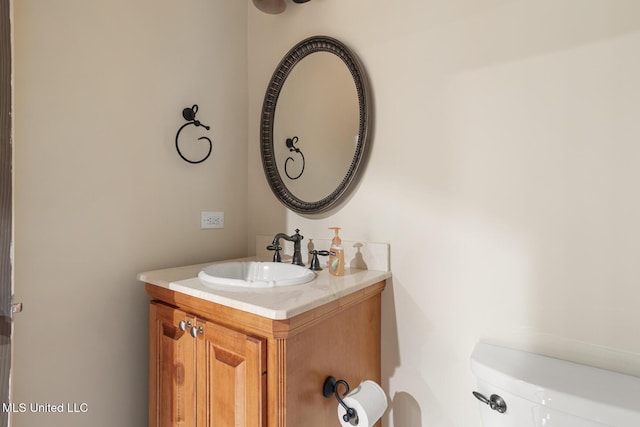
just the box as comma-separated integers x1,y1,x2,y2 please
149,302,266,427
146,280,384,427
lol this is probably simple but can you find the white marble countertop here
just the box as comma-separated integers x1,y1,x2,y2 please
137,256,391,320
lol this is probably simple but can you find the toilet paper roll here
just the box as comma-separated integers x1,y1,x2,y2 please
337,380,388,427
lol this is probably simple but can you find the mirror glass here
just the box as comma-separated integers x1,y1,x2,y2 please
260,36,371,214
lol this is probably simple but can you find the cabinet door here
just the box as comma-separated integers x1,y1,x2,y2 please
196,319,266,427
150,302,197,427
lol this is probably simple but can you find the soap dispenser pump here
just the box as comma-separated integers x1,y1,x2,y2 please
328,227,345,276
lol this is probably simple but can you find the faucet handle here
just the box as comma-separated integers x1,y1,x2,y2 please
309,250,330,271
267,244,282,262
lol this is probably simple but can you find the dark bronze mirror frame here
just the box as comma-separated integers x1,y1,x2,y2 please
260,35,372,214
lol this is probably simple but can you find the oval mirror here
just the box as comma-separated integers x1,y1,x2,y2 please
260,36,371,214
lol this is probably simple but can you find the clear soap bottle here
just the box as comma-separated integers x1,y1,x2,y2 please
328,227,345,276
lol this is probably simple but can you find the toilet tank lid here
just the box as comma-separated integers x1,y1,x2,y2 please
470,342,640,425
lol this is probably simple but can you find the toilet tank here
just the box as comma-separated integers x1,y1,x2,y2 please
470,342,640,426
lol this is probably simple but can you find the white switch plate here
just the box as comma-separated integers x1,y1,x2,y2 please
201,211,224,229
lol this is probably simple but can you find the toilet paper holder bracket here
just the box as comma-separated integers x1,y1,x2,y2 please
323,376,358,423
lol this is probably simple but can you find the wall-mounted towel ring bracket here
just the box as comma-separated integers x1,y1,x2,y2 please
175,104,212,164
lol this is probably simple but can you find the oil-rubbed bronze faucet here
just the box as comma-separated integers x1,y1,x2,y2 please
267,229,305,266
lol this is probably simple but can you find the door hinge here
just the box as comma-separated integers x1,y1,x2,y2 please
11,302,22,317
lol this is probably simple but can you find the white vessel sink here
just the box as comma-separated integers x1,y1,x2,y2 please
198,261,315,289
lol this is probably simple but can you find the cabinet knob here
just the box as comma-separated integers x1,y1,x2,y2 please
190,325,204,338
178,320,192,331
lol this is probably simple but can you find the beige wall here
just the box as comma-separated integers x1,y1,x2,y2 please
248,1,640,426
12,1,247,426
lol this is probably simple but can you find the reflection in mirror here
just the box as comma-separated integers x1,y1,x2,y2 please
274,52,359,202
260,36,371,214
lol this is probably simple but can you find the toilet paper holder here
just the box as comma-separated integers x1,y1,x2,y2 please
323,376,358,423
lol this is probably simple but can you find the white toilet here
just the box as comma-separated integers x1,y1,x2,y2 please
470,342,640,426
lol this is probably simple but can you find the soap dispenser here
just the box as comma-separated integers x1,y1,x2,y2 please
328,227,345,276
